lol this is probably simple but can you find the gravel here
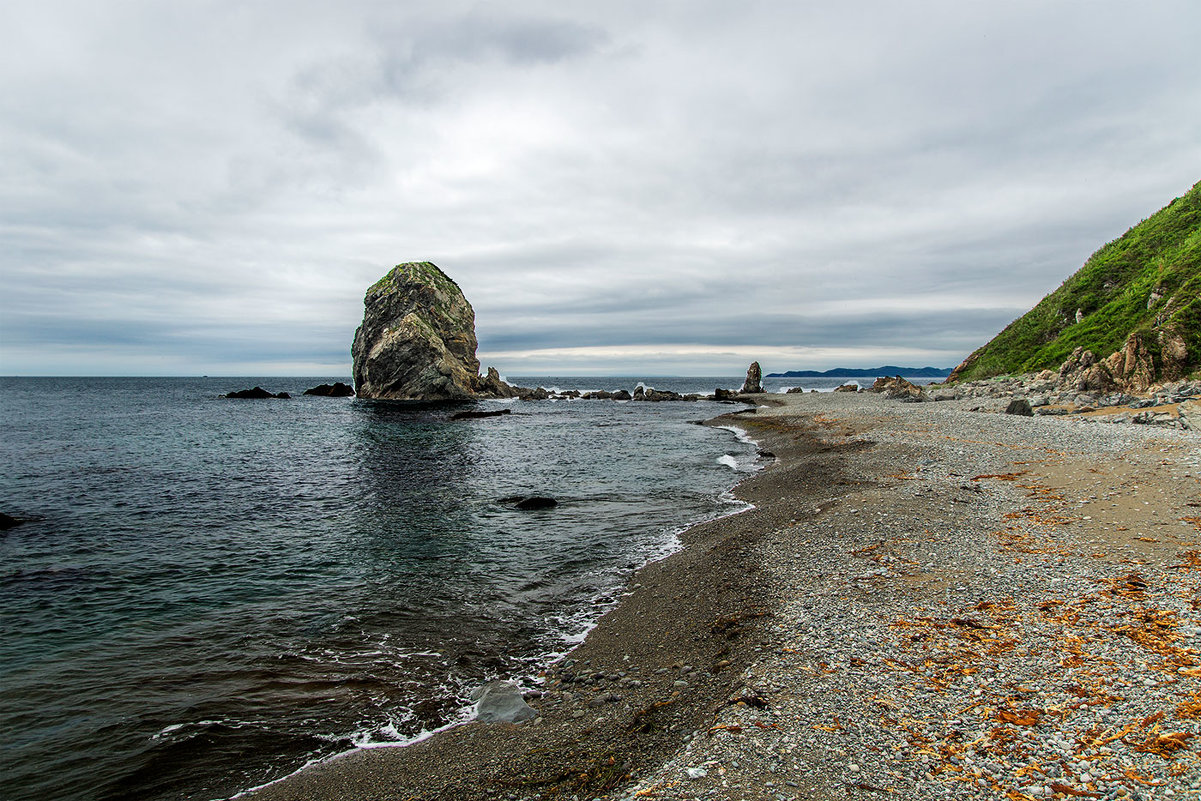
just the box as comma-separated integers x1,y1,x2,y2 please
616,392,1201,801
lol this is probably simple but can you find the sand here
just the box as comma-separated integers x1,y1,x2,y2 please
241,392,1201,800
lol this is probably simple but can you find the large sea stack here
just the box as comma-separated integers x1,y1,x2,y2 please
352,262,495,401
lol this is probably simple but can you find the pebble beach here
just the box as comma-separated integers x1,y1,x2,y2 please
244,390,1201,801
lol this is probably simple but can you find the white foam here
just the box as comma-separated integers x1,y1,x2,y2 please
717,454,739,470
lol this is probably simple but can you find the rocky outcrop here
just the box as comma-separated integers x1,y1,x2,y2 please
352,262,482,400
225,387,290,399
478,367,523,399
303,382,354,397
869,376,929,402
946,351,979,384
1057,331,1189,395
351,262,521,401
740,362,764,394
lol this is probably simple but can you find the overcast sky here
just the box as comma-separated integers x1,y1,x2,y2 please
2,1,1198,377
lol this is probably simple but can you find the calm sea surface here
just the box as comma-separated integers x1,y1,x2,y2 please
1,376,818,801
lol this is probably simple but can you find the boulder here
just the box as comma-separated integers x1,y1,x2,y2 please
713,388,738,401
352,262,519,401
869,376,928,402
632,386,646,400
834,383,858,393
785,386,807,394
471,680,536,724
643,389,682,401
1005,398,1034,416
303,382,355,397
740,362,765,394
611,389,633,401
225,387,289,399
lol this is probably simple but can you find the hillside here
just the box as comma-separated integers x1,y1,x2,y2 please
949,180,1201,385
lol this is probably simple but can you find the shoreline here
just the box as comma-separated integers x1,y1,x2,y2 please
240,399,812,801
242,392,1201,801
239,415,766,798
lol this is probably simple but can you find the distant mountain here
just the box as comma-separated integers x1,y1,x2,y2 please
950,180,1199,385
767,366,952,378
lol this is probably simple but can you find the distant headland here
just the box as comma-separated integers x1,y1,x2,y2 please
767,366,953,378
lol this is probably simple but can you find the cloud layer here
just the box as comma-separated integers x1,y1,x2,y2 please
2,1,1198,376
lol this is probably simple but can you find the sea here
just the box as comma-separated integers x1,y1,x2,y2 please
0,373,874,801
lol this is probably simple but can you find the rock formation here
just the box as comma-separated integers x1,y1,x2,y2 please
303,382,354,397
225,387,290,399
869,376,929,402
1055,330,1189,395
740,362,765,393
351,262,521,401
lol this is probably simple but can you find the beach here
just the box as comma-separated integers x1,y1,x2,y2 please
243,391,1201,801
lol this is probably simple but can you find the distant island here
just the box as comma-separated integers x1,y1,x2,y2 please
767,366,953,378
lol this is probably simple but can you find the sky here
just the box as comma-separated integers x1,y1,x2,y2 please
2,1,1198,377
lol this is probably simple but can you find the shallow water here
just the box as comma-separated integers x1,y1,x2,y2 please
1,376,767,801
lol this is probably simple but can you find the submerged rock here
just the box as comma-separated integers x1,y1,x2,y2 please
471,680,536,724
514,497,558,511
1,513,28,530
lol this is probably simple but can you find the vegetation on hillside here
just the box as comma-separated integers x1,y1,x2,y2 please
952,181,1200,382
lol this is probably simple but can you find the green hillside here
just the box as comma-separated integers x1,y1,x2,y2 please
950,180,1201,383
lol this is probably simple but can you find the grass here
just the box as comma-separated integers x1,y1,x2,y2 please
953,180,1200,382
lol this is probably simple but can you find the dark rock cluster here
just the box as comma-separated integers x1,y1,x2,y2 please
303,382,354,397
225,387,290,399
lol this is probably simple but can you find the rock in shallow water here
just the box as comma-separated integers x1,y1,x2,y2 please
303,382,354,397
225,387,289,399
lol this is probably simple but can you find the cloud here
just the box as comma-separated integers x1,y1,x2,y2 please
1,1,1199,376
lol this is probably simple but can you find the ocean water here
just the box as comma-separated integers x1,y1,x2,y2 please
0,376,776,801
